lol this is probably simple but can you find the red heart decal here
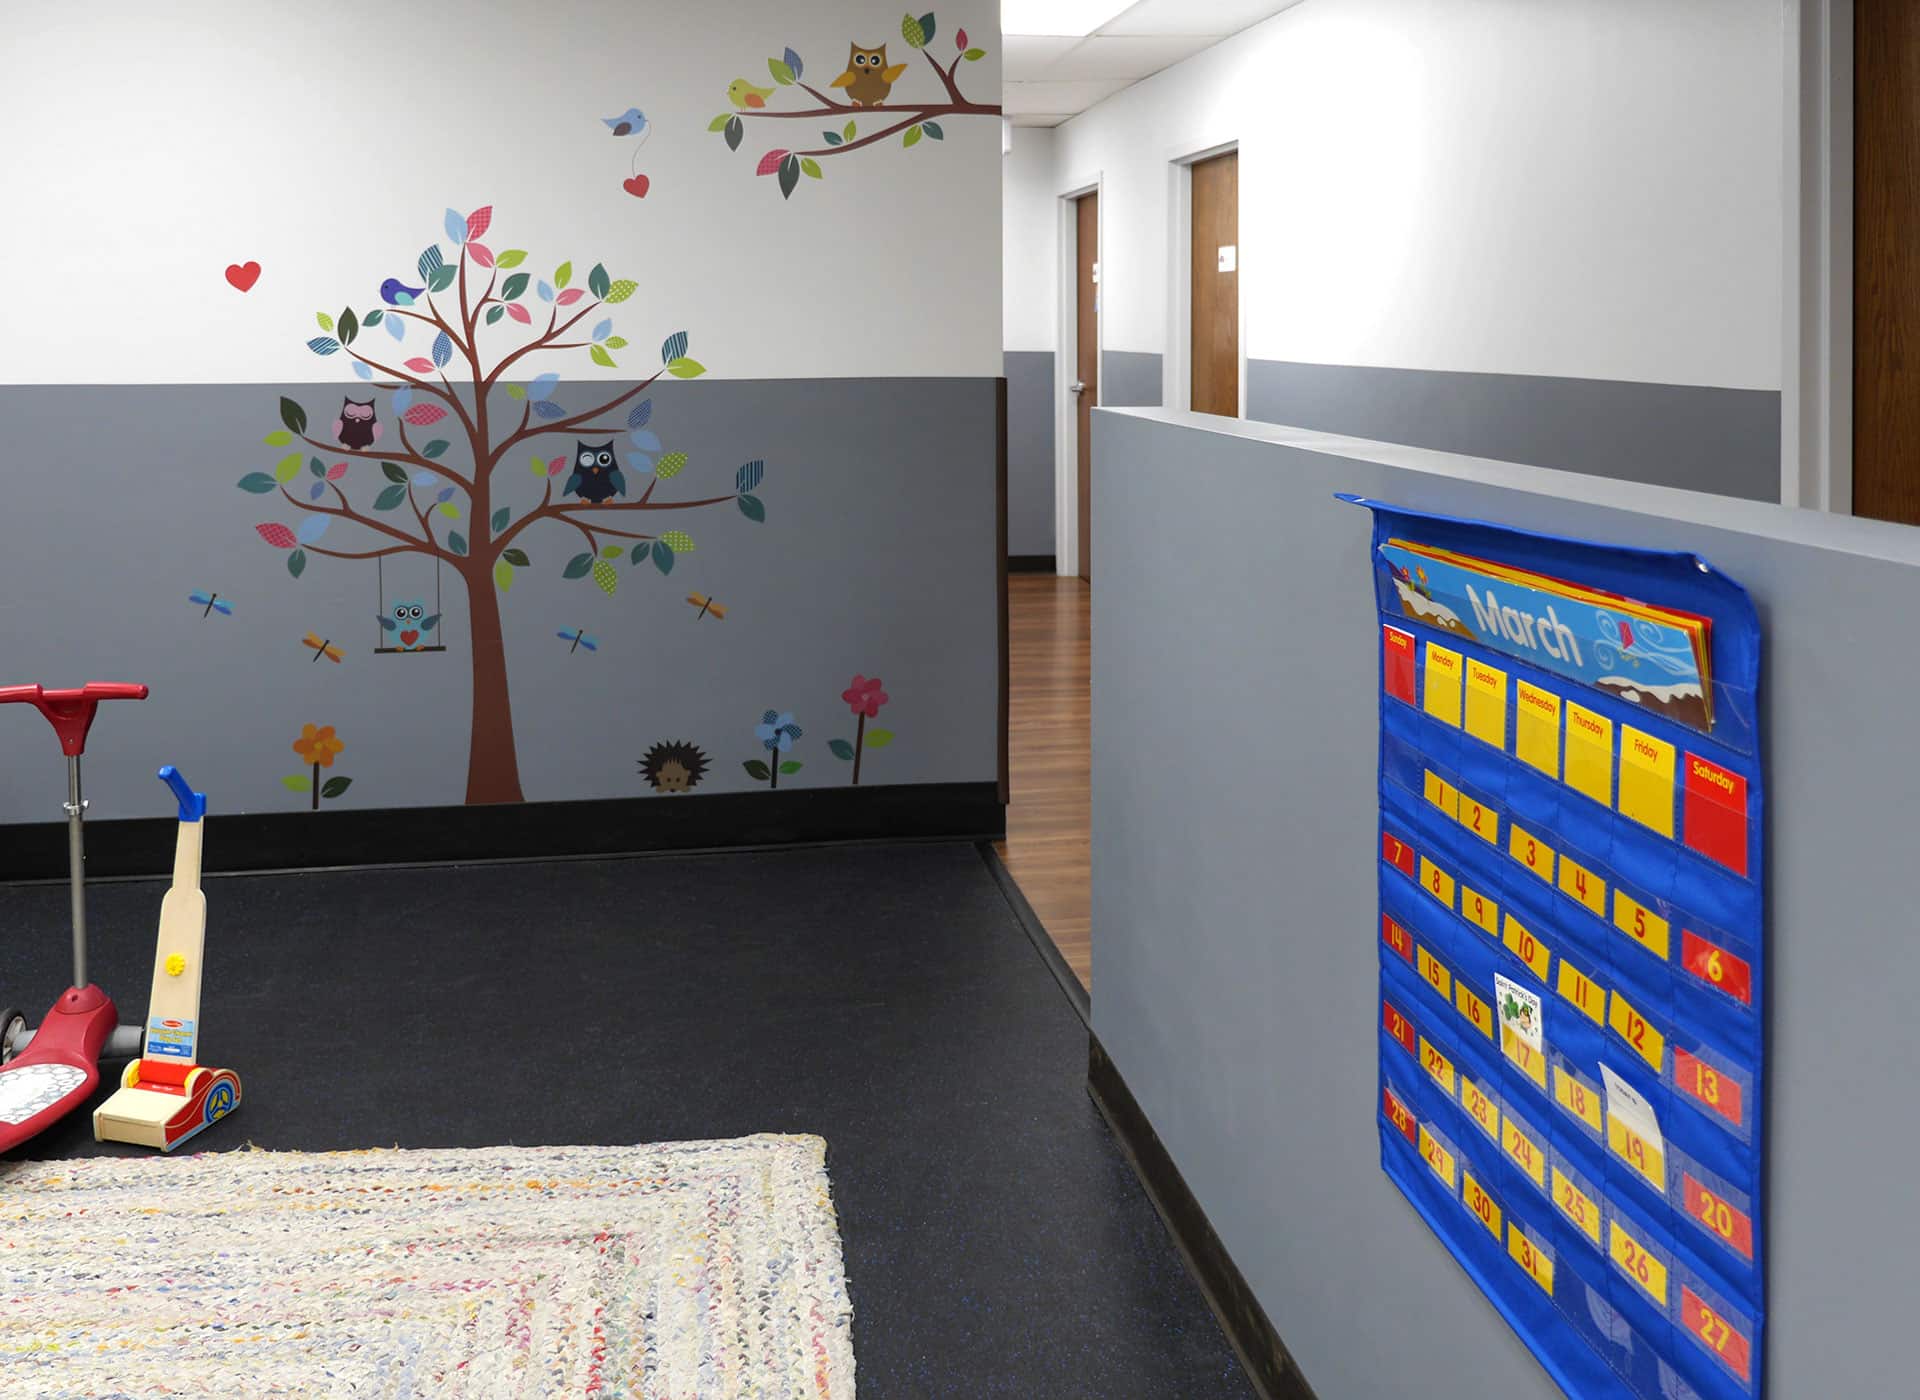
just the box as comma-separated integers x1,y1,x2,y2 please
400,630,420,648
623,174,650,198
225,260,261,292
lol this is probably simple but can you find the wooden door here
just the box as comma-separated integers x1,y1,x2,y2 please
1190,151,1240,417
1075,192,1098,582
1856,2,1920,522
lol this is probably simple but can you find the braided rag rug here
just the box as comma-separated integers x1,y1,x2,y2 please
1,1133,855,1398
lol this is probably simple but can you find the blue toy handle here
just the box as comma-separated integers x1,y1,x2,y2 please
158,765,207,823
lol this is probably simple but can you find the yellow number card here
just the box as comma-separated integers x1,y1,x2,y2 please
1463,1170,1503,1241
1502,914,1553,982
1424,643,1464,728
1552,1166,1602,1246
1464,658,1508,750
1419,1036,1458,1098
1556,853,1607,918
1419,1124,1457,1188
1507,823,1557,885
1461,885,1500,938
1420,856,1456,910
1607,989,1667,1073
1564,702,1614,807
1553,1064,1603,1135
1501,1024,1548,1090
1460,1075,1500,1138
1514,681,1562,778
1501,1112,1546,1190
1457,793,1499,846
1618,725,1677,837
1417,944,1453,1001
1423,769,1460,819
1608,1112,1667,1193
1508,1223,1555,1295
1556,959,1606,1025
1609,1216,1670,1306
1455,982,1495,1041
1611,888,1671,961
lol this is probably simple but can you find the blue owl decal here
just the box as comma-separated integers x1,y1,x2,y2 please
377,598,441,650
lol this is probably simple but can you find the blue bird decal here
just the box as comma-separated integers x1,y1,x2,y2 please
603,107,648,137
379,278,425,306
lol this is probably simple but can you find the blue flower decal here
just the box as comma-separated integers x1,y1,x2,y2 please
756,709,802,752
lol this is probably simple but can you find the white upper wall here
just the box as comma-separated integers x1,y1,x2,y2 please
0,0,1003,385
1045,0,1783,390
1003,125,1059,353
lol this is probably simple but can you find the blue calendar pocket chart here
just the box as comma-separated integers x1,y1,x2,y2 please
1347,496,1765,1400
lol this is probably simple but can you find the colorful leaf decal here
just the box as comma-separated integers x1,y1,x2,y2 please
495,248,527,268
402,403,447,426
630,428,661,452
321,776,353,799
592,317,613,342
735,459,765,493
296,515,331,545
659,529,695,553
392,389,414,415
957,27,967,49
503,547,530,567
465,205,493,240
725,115,744,151
431,330,453,368
494,558,514,593
554,261,573,290
362,308,384,326
548,455,568,475
829,738,856,760
903,125,922,148
506,303,532,324
744,760,771,781
491,505,511,532
274,452,303,483
405,357,435,373
418,245,444,281
865,728,895,749
287,549,307,578
591,559,618,596
778,154,801,199
802,158,823,179
317,312,334,332
590,345,616,368
785,45,804,77
537,280,555,302
923,120,943,140
444,208,469,244
737,493,766,522
660,331,688,364
309,482,326,500
338,308,359,344
918,12,935,44
651,540,675,575
280,397,308,433
436,486,455,504
963,47,984,60
423,439,450,458
448,530,467,556
237,472,277,493
901,11,926,47
373,484,407,510
768,57,795,85
629,399,653,430
427,265,458,293
653,451,688,480
382,461,408,483
779,761,803,775
413,469,438,486
709,114,733,132
823,130,843,147
501,272,530,301
532,400,567,420
307,336,340,356
563,552,593,580
604,279,637,303
529,372,560,401
283,774,313,793
845,120,857,140
264,429,293,447
352,361,374,380
599,544,623,560
756,148,790,177
556,288,585,306
385,313,405,342
485,305,505,325
468,242,495,268
667,357,706,379
326,461,348,480
588,264,611,298
309,457,327,478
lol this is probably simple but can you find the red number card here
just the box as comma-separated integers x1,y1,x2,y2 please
1681,1285,1754,1382
1681,929,1753,1006
1683,753,1750,877
1383,998,1417,1056
1382,914,1414,965
1674,1046,1745,1129
1382,829,1417,880
1383,1086,1418,1145
1383,625,1417,705
1682,1172,1755,1261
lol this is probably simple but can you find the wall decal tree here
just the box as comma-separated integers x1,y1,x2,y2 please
711,14,1000,198
235,205,774,805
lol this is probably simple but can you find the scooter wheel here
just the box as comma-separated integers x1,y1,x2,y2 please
0,1007,24,1064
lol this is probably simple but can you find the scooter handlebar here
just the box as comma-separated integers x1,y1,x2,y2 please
0,682,149,755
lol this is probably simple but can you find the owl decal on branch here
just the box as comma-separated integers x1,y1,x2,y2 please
232,204,777,806
710,12,999,199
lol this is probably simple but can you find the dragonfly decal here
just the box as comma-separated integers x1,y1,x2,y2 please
302,632,345,664
686,593,727,621
556,627,599,654
188,590,234,618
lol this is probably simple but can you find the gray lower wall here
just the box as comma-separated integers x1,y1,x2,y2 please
1247,359,1780,501
1102,350,1163,408
0,377,998,823
1004,351,1056,558
1091,408,1920,1399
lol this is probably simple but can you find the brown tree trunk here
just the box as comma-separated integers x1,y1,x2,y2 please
462,567,525,804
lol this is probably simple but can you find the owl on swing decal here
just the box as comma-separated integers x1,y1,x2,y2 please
377,599,440,651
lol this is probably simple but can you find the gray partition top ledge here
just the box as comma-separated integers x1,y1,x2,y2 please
1098,406,1920,566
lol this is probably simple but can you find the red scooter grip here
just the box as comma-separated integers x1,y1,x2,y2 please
0,682,149,755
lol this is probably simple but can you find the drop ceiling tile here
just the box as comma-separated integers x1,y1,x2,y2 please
1009,113,1075,128
1003,34,1083,81
1001,78,1132,116
1042,33,1217,80
1098,0,1303,37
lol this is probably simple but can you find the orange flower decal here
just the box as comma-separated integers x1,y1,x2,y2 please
292,723,346,768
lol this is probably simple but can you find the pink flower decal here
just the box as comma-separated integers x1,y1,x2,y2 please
841,675,889,718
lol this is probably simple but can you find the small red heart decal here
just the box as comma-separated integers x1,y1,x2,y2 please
225,261,261,292
400,630,420,648
623,174,650,198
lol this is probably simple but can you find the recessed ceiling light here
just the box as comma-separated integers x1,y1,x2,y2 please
1002,0,1136,38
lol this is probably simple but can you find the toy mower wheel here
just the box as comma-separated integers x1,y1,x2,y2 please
0,1007,25,1064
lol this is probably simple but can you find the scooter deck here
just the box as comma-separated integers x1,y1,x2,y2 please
0,985,117,1153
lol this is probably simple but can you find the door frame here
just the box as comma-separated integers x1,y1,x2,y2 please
1783,0,1852,511
1166,139,1243,416
1055,173,1102,579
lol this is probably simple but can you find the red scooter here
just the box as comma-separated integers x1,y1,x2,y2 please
0,683,150,1152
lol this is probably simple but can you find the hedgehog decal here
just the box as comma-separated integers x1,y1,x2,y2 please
639,740,710,794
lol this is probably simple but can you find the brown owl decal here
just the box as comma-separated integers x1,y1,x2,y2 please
830,42,907,107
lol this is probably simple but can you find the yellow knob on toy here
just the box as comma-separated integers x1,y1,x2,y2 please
165,953,186,977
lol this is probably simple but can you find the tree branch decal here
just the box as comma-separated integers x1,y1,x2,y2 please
234,205,777,805
710,13,998,198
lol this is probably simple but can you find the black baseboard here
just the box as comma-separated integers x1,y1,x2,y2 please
1089,1036,1317,1400
1008,554,1057,573
978,843,1089,1028
0,782,1006,882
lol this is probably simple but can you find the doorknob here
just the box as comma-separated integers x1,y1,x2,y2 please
1069,381,1086,394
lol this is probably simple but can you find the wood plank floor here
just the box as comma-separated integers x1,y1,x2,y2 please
994,573,1092,990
